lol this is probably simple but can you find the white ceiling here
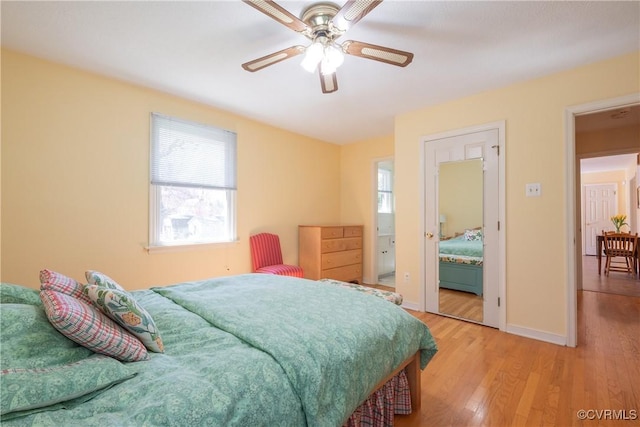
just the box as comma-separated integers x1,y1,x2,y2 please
581,154,638,174
1,1,639,145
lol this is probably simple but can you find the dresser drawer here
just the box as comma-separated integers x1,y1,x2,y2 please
321,237,362,253
343,226,362,237
321,226,344,239
322,249,362,269
322,264,362,283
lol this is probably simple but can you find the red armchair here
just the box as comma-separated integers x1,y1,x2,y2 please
249,233,304,278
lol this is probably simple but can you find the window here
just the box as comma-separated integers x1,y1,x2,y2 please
150,113,237,247
378,168,394,213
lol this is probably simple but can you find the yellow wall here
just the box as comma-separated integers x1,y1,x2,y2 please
1,49,341,289
439,159,483,236
393,51,639,337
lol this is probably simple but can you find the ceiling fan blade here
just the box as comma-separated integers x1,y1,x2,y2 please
319,71,338,94
332,0,383,33
242,46,305,72
242,0,309,33
342,40,413,67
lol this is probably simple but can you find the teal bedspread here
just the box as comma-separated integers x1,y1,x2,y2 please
1,275,437,426
439,235,483,258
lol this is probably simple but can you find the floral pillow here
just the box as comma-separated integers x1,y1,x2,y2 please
40,269,92,305
464,229,483,241
40,289,149,362
85,271,126,291
85,285,164,353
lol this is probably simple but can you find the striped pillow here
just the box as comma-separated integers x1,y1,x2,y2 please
40,269,92,305
40,290,148,362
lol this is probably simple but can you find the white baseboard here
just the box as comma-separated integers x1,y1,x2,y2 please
401,301,421,311
506,324,567,346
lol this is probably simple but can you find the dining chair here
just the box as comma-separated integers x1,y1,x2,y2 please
602,231,638,276
249,233,304,278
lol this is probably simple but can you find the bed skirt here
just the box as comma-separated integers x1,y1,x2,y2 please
344,369,412,427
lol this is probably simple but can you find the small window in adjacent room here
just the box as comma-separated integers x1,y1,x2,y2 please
149,113,237,247
378,168,393,213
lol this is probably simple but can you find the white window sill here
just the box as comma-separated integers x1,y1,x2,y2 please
145,240,239,254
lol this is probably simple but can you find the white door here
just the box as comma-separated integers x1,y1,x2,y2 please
424,128,501,328
583,184,617,255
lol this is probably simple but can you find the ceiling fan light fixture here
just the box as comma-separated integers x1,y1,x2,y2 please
301,41,324,72
323,44,344,70
243,0,411,93
303,41,344,74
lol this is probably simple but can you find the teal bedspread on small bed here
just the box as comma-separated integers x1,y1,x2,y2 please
439,235,483,258
1,274,437,427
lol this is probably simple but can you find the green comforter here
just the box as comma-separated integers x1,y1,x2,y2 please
439,235,483,258
1,275,437,426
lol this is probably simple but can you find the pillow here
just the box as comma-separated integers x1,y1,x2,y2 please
40,269,92,305
85,270,126,291
85,285,164,353
1,283,42,306
464,229,483,241
40,290,149,362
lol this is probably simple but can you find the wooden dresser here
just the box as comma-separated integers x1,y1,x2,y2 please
298,225,363,284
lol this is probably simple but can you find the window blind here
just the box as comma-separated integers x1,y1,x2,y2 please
150,113,237,190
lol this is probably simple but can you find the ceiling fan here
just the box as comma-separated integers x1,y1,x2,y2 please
241,0,414,94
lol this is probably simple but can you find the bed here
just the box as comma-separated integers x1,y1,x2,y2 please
439,230,483,296
1,272,437,426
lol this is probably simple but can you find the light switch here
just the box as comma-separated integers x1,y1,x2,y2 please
526,183,541,197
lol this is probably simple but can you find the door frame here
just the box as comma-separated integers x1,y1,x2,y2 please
420,121,506,331
370,156,395,285
564,92,640,348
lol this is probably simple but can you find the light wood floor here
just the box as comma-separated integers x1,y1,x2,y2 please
396,290,640,427
439,288,483,323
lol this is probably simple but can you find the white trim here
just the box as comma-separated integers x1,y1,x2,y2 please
401,301,421,311
418,139,427,312
146,240,239,253
497,123,506,332
564,92,640,348
369,156,395,286
420,120,506,332
506,324,567,346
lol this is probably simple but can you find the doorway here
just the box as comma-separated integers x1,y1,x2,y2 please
579,155,639,297
423,122,505,329
375,159,396,287
565,94,640,347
